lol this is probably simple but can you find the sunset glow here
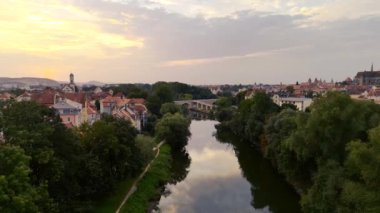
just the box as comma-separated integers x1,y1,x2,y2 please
1,0,380,84
0,0,143,57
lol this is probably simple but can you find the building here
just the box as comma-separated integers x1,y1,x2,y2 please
100,96,148,131
272,95,313,111
86,102,100,125
15,92,32,102
93,87,103,94
53,98,83,127
100,96,120,115
354,64,380,86
61,73,78,93
0,92,13,101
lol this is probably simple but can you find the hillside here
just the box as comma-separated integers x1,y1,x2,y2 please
0,77,60,89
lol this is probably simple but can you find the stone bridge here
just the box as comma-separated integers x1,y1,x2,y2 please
174,99,217,113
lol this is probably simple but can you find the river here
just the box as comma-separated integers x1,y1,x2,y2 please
155,120,301,213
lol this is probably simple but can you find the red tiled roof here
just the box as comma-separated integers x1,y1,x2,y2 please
134,105,147,114
128,98,145,105
87,104,97,114
64,92,88,105
114,92,124,98
31,91,58,106
91,92,109,100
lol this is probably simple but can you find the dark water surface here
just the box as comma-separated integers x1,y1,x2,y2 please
155,120,300,213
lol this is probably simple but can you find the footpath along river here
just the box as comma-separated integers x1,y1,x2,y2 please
154,120,301,213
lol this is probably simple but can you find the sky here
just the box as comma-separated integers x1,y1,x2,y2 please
1,0,380,84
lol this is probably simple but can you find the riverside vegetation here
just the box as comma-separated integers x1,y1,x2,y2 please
215,91,380,213
0,82,194,213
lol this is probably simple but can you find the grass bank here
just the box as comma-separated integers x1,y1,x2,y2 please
94,178,136,213
121,144,172,213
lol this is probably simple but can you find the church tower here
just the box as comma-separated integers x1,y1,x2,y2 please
371,63,374,72
70,73,74,84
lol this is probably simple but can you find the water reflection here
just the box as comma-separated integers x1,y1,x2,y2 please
155,120,300,213
215,125,301,213
169,149,191,185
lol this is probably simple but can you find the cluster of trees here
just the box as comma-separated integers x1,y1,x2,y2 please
105,84,151,99
0,101,156,212
0,89,192,212
216,92,380,212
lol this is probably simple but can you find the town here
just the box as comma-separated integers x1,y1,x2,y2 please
1,64,380,130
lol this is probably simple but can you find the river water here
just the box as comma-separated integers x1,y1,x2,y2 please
155,120,300,213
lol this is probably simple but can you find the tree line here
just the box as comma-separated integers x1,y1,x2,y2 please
215,92,380,212
0,98,191,212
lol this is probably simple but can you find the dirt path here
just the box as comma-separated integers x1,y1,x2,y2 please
115,141,165,213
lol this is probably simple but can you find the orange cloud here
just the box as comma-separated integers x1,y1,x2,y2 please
0,0,143,58
161,45,311,67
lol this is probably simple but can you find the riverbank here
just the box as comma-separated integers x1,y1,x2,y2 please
120,144,172,213
155,120,301,212
94,178,136,213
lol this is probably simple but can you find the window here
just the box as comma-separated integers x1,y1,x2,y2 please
68,117,71,122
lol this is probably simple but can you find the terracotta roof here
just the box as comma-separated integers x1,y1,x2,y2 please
134,105,147,114
101,96,122,107
87,104,97,114
91,92,110,100
128,98,145,105
64,92,88,105
114,92,125,98
31,91,59,106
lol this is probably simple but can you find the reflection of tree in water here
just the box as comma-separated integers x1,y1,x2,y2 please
169,149,191,184
215,126,301,213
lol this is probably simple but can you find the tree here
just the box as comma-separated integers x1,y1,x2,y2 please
155,113,191,151
0,145,55,212
95,100,101,111
147,95,162,116
239,93,279,147
160,103,181,115
152,82,174,104
286,86,295,95
135,135,155,166
339,126,380,212
301,160,344,213
280,103,298,111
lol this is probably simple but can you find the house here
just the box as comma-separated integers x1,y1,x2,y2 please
244,89,266,99
209,86,222,95
16,92,32,102
100,96,120,115
26,89,100,127
272,95,313,111
94,87,103,94
86,102,100,125
113,98,148,131
53,98,83,127
63,92,101,125
30,89,60,107
0,92,13,101
100,96,148,131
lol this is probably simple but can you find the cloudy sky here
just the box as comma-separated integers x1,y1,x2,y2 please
1,0,380,84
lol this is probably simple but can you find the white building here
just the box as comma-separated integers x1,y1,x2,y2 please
61,73,78,93
272,95,313,111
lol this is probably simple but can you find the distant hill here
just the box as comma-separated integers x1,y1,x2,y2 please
0,77,60,90
80,81,106,87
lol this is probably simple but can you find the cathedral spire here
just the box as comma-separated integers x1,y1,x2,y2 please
371,63,374,72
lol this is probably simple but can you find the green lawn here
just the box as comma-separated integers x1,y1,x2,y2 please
94,178,136,213
121,144,172,213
